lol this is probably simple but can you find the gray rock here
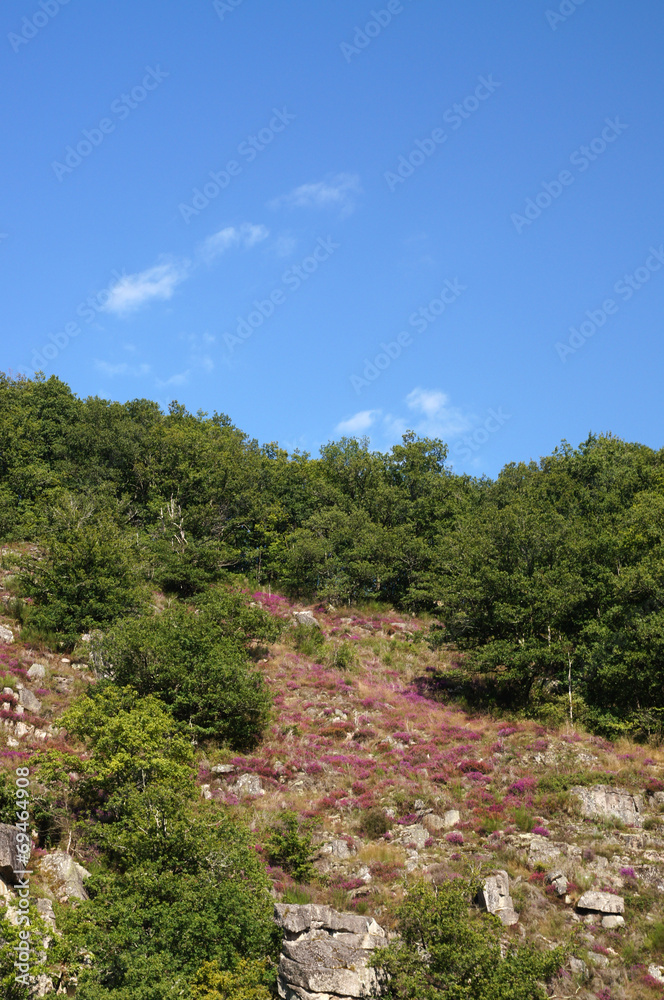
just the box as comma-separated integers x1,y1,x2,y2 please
318,838,355,861
569,956,589,979
27,663,46,681
274,904,387,999
477,870,519,925
425,809,460,833
211,764,235,774
231,773,265,797
400,823,429,850
648,964,664,985
18,686,42,713
528,835,563,866
572,784,645,827
545,870,568,896
36,898,57,930
577,891,625,914
39,851,91,902
0,625,14,643
293,611,320,628
602,914,625,929
0,823,21,883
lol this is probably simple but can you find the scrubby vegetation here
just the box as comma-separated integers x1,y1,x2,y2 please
1,373,664,998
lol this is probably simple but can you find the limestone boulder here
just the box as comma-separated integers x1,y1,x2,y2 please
572,784,645,827
476,870,519,926
0,625,14,643
0,823,21,883
292,611,320,629
39,851,91,902
577,891,624,915
274,903,387,999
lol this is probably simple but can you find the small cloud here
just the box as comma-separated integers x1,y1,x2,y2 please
200,222,269,263
335,409,380,435
273,233,297,258
103,259,188,316
157,369,191,388
94,360,151,377
270,172,361,218
405,387,473,436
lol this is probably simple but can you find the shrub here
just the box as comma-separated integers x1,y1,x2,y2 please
369,878,564,999
293,623,325,657
266,811,317,883
20,499,144,646
513,808,534,832
358,809,392,840
100,591,277,748
446,832,463,845
189,957,275,1000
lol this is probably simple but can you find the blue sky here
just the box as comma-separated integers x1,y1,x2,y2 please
2,0,663,476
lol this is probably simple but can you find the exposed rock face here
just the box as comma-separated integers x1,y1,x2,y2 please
39,851,91,902
0,625,14,643
572,784,645,827
545,870,568,896
274,903,387,999
18,685,42,713
424,809,460,833
231,773,265,797
28,663,46,680
577,891,625,915
398,823,429,850
0,823,21,883
476,870,519,926
317,838,356,862
293,611,320,629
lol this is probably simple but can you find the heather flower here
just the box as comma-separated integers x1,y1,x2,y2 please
532,825,550,837
619,866,636,879
446,832,463,845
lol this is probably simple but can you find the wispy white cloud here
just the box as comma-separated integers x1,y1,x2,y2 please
333,389,475,447
94,360,151,377
335,409,380,435
270,172,361,218
103,259,189,316
200,222,269,263
273,233,297,258
157,369,191,387
405,386,473,436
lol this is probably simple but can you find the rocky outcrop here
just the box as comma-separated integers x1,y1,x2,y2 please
274,903,387,999
293,611,320,629
0,625,14,643
0,823,21,883
572,784,645,827
476,870,519,926
39,851,91,902
27,663,46,680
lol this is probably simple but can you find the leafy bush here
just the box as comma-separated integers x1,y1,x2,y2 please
189,958,275,1000
358,808,391,840
370,878,564,999
292,622,325,657
19,498,144,646
100,591,279,748
266,810,316,883
513,808,534,832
